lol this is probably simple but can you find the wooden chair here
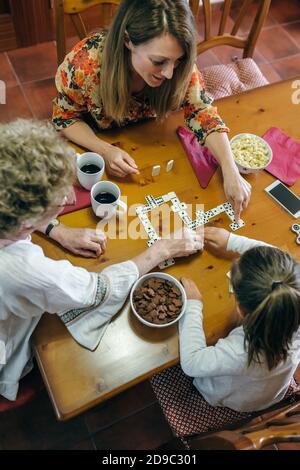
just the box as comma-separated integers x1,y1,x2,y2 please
151,363,300,450
190,0,271,99
54,0,120,65
160,393,300,450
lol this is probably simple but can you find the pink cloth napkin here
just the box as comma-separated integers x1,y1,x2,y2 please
61,185,91,215
264,127,300,186
177,126,219,188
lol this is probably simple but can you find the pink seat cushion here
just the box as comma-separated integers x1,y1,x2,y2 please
201,58,268,100
151,364,300,437
0,368,43,413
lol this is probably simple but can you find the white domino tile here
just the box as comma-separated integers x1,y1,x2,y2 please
229,219,245,231
158,258,175,270
145,195,157,208
166,160,174,172
151,165,161,177
226,271,234,293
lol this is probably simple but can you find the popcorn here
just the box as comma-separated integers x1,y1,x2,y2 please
230,134,271,169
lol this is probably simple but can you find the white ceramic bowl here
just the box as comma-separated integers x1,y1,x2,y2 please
130,272,187,328
230,133,273,174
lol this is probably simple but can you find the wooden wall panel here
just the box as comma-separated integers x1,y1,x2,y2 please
9,0,54,47
0,13,17,51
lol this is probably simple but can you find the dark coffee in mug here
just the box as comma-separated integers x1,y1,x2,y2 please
94,191,117,204
80,163,101,174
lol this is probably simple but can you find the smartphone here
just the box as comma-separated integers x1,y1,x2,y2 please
265,180,300,218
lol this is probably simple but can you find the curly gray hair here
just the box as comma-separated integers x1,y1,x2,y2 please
0,119,76,238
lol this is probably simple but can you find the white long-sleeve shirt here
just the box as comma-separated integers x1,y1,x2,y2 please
0,238,139,400
179,233,300,412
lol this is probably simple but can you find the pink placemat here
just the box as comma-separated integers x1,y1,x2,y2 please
61,186,91,215
264,127,300,186
177,126,219,188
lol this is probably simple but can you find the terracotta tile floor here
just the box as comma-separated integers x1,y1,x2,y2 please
0,0,300,450
0,1,299,123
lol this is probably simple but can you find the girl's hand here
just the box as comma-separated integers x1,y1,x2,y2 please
204,227,230,258
222,169,251,222
181,278,202,301
104,144,139,177
50,225,107,258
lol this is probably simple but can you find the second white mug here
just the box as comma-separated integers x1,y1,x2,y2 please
77,152,105,190
91,181,127,220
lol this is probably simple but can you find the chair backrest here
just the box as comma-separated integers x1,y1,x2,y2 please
54,1,270,65
161,394,300,450
54,0,120,65
193,0,271,59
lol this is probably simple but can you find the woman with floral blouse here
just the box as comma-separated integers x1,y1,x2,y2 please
52,0,251,221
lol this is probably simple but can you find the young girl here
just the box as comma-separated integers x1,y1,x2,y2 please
52,0,250,221
0,118,202,401
180,227,300,412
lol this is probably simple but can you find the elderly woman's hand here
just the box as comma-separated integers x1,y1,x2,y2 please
132,227,203,277
50,225,107,258
159,227,203,259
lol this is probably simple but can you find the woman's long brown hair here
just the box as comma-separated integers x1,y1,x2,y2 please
100,0,196,124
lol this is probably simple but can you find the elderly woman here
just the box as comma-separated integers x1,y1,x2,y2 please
0,119,202,401
53,0,251,222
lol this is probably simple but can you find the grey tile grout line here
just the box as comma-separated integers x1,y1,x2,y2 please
18,83,36,118
84,398,160,439
20,75,56,86
4,51,22,87
90,434,98,450
4,50,41,118
280,25,300,51
260,19,300,31
266,51,300,65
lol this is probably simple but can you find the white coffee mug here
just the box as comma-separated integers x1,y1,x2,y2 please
77,152,105,190
91,181,127,220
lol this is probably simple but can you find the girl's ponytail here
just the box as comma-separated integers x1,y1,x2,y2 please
231,246,300,370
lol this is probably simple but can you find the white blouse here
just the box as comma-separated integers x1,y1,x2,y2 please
179,234,300,412
0,238,139,400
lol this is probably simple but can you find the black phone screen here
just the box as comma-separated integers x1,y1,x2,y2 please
269,183,300,215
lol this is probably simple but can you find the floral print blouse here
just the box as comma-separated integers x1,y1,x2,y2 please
52,33,229,145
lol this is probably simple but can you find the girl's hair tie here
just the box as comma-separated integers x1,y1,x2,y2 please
271,280,283,291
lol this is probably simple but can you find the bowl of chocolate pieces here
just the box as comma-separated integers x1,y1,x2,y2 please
130,273,187,328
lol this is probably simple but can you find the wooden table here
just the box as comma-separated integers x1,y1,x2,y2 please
33,78,300,420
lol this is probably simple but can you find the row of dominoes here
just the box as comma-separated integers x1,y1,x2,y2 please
138,196,245,235
136,198,172,270
152,160,174,177
136,192,180,269
136,194,246,270
194,202,245,231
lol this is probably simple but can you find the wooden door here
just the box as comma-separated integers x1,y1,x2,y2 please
0,0,17,50
0,0,54,52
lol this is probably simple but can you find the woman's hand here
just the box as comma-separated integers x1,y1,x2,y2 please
50,225,107,258
204,227,231,258
132,228,203,276
205,132,251,221
104,144,139,178
158,227,204,260
181,278,202,301
222,168,251,222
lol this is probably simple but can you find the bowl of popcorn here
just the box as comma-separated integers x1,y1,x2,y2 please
230,133,273,174
130,273,187,328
